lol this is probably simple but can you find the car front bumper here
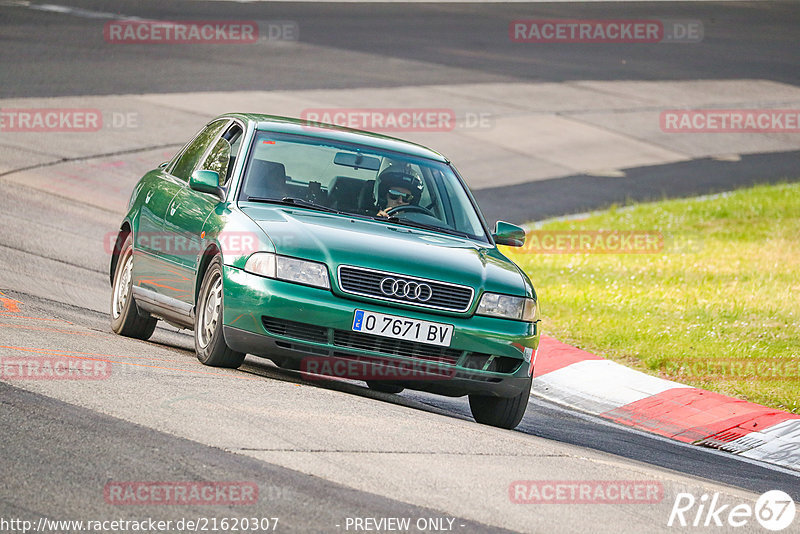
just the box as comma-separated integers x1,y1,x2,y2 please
221,266,539,398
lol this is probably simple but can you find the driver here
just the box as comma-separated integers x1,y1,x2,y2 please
375,165,424,218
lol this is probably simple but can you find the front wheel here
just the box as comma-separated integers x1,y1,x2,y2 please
110,233,157,340
194,256,245,368
468,378,532,429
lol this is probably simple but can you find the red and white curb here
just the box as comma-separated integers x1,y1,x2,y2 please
532,335,800,472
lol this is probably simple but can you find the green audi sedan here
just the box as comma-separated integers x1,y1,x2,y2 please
110,114,540,429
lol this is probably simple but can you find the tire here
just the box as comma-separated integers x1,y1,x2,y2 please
468,377,532,429
194,256,245,368
366,381,404,394
110,234,157,340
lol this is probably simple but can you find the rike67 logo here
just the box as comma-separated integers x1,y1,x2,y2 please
668,490,796,531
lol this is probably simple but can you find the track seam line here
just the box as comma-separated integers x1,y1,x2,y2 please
227,448,568,456
0,243,106,275
0,143,182,179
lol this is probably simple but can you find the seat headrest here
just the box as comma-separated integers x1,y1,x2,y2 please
246,160,287,199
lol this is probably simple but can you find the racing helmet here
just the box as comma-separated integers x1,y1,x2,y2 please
375,164,424,209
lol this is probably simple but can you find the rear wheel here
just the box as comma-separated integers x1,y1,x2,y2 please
110,234,157,340
468,377,532,429
195,256,245,368
366,381,404,394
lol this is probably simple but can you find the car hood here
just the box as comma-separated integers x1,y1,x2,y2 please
241,205,529,297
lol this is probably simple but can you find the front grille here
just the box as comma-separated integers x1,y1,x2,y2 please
333,330,462,365
338,266,474,312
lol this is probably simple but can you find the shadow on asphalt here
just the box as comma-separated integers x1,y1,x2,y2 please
475,150,800,225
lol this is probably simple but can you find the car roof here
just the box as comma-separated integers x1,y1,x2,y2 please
222,113,449,163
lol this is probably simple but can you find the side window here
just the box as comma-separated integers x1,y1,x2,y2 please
199,123,243,186
170,120,228,181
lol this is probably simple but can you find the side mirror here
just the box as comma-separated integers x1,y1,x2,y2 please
493,221,526,247
190,170,225,201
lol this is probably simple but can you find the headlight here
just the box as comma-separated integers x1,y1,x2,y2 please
244,252,276,278
276,256,330,289
476,292,538,322
244,253,330,290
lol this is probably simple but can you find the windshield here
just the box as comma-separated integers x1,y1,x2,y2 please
237,132,489,241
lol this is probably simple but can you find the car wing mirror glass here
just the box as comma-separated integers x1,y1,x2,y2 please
492,221,526,247
190,170,225,201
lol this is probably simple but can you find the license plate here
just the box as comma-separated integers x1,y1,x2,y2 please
352,310,453,347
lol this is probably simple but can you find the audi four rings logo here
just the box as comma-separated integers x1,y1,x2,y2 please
380,277,433,302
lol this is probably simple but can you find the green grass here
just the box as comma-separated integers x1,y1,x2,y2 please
505,182,800,413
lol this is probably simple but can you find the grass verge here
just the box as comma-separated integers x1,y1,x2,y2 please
505,182,800,413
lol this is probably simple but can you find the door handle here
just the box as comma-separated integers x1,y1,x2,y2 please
169,204,178,216
145,191,154,203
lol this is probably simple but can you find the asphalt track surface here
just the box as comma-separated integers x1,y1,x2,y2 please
4,0,799,223
3,1,800,96
1,1,800,533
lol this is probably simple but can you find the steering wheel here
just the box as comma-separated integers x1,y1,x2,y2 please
384,204,436,217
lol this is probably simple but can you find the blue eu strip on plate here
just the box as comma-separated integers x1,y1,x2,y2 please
353,310,365,331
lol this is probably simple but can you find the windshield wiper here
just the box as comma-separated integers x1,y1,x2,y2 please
247,196,340,214
382,216,472,238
